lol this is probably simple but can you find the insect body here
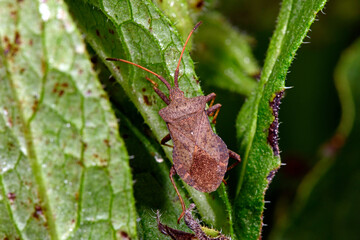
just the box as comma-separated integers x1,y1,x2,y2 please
107,22,241,223
160,92,229,193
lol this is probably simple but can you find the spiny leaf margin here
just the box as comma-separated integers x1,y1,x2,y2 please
234,0,327,239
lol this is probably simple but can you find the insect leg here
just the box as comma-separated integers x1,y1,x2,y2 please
161,134,173,148
169,166,186,224
226,150,242,171
205,92,216,105
208,97,215,110
157,209,196,239
206,103,222,124
145,77,170,105
205,93,220,122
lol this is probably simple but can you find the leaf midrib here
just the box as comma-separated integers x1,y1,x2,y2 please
1,41,59,240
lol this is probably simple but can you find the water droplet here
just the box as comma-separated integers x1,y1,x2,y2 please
154,153,163,163
39,2,50,21
75,44,85,54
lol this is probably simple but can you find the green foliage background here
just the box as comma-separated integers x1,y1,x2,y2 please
0,0,359,239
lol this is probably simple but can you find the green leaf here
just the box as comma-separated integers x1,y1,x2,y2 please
185,0,217,18
234,0,327,239
65,0,232,235
194,12,259,96
152,0,217,43
270,38,360,240
152,0,194,42
116,111,195,239
0,0,136,239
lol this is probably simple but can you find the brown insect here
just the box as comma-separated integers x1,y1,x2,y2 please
106,22,241,223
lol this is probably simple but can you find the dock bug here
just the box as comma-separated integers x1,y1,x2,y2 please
106,22,241,223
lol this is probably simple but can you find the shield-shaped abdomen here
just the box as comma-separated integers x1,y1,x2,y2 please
168,110,229,192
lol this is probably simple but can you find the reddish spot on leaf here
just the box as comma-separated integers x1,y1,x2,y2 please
32,98,39,112
32,205,43,220
96,29,101,37
7,192,16,203
143,95,152,106
108,29,115,35
76,160,84,167
3,32,21,57
14,31,21,45
3,107,13,127
100,157,108,165
58,90,65,97
10,10,17,19
52,83,58,93
104,139,110,147
52,82,69,97
118,231,130,240
193,75,199,84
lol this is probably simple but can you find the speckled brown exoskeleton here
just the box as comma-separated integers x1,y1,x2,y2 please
106,22,241,223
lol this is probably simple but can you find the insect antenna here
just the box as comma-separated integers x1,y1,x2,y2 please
106,58,172,90
174,21,202,88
